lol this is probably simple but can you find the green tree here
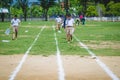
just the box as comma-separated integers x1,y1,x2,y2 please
10,7,23,17
48,6,64,16
0,0,12,22
29,5,42,17
69,0,96,15
79,0,89,14
109,2,120,16
18,0,28,21
106,1,114,16
76,5,84,15
86,6,98,17
96,3,106,17
94,0,111,6
40,0,55,21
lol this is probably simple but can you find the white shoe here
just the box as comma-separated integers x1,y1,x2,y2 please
58,31,61,33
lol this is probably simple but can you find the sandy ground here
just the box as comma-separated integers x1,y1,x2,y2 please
0,55,120,80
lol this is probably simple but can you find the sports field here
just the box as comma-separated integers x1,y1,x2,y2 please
0,21,120,80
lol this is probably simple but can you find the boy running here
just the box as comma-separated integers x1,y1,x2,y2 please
55,16,62,33
65,14,75,43
11,15,21,40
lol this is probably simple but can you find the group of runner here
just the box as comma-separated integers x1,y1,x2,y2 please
10,13,85,43
55,13,85,43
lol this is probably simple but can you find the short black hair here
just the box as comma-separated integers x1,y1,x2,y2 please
66,13,71,17
14,15,17,17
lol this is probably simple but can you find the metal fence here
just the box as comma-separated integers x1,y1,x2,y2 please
1,16,120,22
86,17,120,22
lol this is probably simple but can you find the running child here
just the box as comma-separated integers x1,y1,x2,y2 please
65,14,75,43
55,16,62,33
11,15,21,40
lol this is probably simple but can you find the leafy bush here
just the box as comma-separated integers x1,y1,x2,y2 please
86,6,98,17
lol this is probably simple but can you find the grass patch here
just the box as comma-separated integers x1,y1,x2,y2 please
0,20,120,56
30,26,56,55
75,21,120,56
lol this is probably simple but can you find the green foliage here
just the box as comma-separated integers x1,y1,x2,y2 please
109,2,120,16
97,4,106,16
18,0,29,21
1,0,120,21
0,0,12,8
106,1,114,15
28,5,43,17
77,5,83,12
10,7,23,17
86,6,98,17
40,0,55,21
40,0,55,9
106,1,120,16
48,6,65,16
69,0,79,7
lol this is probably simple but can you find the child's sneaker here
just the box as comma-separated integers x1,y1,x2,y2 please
68,41,70,43
71,39,73,42
58,30,61,33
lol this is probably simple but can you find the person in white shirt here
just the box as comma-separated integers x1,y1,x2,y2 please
55,16,62,32
65,14,75,43
11,15,21,40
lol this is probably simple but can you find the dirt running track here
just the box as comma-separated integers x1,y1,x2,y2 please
0,55,120,80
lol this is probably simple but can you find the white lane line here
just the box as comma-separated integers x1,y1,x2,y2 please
73,35,120,80
52,25,65,80
9,26,45,80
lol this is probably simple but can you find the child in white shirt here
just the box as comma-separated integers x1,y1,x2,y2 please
55,16,62,32
65,14,75,43
11,15,21,40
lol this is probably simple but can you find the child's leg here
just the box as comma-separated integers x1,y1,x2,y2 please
67,34,71,42
12,27,15,40
15,27,18,38
70,27,74,41
66,28,70,41
12,27,18,40
78,20,80,25
58,24,60,31
70,35,72,41
56,24,58,31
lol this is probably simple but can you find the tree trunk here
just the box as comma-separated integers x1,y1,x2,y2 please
24,10,27,21
1,13,5,22
22,7,27,21
44,9,48,21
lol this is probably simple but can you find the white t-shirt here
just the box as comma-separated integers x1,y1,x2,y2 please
11,18,21,27
55,17,62,23
66,18,75,27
